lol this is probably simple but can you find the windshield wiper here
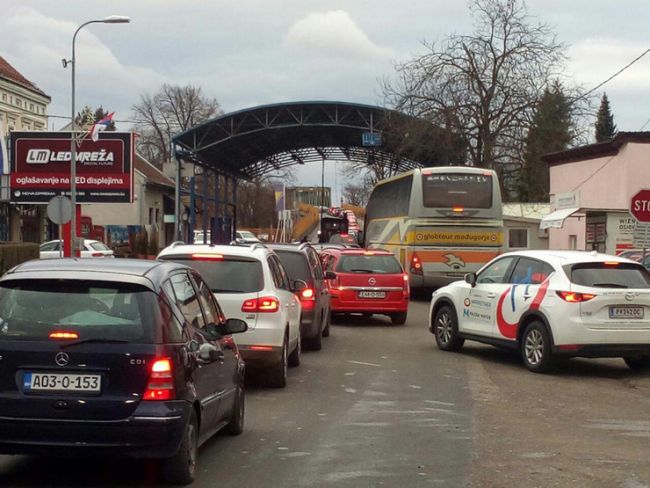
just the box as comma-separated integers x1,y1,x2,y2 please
60,338,129,349
350,268,374,273
212,289,245,293
591,283,628,288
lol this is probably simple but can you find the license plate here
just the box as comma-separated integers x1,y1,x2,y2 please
23,373,101,393
358,291,386,299
609,306,644,319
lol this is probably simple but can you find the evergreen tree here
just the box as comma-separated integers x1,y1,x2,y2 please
517,81,572,202
594,93,617,142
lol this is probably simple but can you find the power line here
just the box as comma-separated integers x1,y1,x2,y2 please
574,46,650,101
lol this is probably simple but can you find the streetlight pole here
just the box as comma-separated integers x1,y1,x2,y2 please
67,15,130,257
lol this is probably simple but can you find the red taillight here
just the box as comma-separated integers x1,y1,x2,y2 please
410,253,423,276
143,357,175,401
241,296,280,313
249,345,274,351
192,253,224,260
402,273,410,299
49,331,79,340
556,291,597,303
91,252,103,257
301,288,315,300
452,207,464,212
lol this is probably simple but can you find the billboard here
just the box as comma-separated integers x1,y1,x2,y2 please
10,131,134,204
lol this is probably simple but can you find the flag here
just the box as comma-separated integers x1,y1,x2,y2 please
88,112,114,142
0,120,8,175
273,183,285,212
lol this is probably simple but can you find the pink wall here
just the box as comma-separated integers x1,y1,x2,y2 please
548,142,650,250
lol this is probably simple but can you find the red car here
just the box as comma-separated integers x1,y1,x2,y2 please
319,248,409,324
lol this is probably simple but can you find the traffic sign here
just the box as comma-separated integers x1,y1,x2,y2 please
362,132,382,146
46,196,73,225
630,189,650,222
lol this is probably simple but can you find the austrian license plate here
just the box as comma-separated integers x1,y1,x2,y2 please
358,291,386,299
609,306,644,320
23,373,101,393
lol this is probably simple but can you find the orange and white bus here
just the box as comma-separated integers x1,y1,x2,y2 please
364,166,504,289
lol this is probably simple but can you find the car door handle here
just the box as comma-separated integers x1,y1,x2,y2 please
523,294,532,299
486,293,497,299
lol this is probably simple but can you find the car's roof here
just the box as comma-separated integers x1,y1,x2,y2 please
502,249,636,266
158,243,269,259
42,239,102,245
266,243,311,253
2,258,190,290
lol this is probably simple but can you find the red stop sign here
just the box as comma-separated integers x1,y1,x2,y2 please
630,189,650,222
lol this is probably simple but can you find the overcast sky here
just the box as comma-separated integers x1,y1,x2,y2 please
3,0,650,201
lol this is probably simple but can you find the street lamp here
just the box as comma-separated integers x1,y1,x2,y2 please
65,15,130,256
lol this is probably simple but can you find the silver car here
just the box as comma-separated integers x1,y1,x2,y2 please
39,239,114,259
157,243,302,387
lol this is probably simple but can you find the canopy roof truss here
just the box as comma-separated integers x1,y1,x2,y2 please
172,101,423,180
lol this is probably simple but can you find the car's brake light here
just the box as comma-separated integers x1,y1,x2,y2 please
410,253,423,276
402,273,410,299
49,331,79,340
556,291,597,303
91,252,103,257
363,251,375,255
452,207,464,212
603,261,619,266
192,253,224,260
143,357,175,401
301,288,315,300
241,296,280,313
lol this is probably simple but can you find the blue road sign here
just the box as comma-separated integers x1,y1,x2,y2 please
362,132,382,146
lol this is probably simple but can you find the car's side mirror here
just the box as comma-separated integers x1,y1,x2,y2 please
324,271,337,280
464,272,477,287
206,318,248,339
292,279,308,292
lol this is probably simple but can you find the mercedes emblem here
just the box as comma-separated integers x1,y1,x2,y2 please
55,352,70,367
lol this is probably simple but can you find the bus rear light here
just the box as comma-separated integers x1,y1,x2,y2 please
410,253,423,276
452,207,464,212
49,331,79,340
143,357,175,401
556,291,596,303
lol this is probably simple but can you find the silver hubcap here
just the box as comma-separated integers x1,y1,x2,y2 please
436,313,453,344
524,329,544,365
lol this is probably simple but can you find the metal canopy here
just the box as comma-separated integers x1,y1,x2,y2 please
171,101,424,179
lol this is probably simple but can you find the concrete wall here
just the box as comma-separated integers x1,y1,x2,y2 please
504,219,549,251
548,142,650,250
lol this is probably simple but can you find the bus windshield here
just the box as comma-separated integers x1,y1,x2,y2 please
422,173,493,208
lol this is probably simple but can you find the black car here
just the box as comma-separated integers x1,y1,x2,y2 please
267,243,334,350
0,259,247,485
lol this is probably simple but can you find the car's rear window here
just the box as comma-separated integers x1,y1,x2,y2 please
166,257,264,293
0,280,157,342
336,254,403,274
89,242,110,251
274,251,311,283
567,263,650,288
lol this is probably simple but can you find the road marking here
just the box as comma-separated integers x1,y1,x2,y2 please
348,360,380,367
425,400,455,406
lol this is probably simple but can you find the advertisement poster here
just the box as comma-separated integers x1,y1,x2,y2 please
10,131,133,204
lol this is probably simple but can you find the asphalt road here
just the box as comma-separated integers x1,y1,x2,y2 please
1,295,650,487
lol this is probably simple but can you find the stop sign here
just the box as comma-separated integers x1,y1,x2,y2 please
630,189,650,222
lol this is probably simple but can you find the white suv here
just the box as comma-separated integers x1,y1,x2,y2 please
430,250,650,373
158,243,302,387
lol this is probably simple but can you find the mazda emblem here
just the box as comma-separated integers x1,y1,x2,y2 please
55,352,69,367
368,277,376,285
625,292,636,302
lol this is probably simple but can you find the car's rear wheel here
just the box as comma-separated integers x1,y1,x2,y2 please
161,409,198,485
434,306,464,352
322,309,331,337
521,321,553,373
268,339,288,388
624,355,650,371
288,331,301,367
390,312,407,325
223,385,244,435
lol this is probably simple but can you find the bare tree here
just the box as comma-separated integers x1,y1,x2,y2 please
341,180,373,207
132,84,222,168
384,0,566,176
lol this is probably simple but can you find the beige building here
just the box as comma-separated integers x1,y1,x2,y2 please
0,55,51,243
502,203,550,251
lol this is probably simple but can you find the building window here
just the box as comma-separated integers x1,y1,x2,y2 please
1,94,6,102
16,98,21,107
149,208,155,225
508,228,528,248
29,103,34,112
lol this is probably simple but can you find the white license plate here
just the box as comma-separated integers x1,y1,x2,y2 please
358,291,386,299
609,306,644,319
23,373,101,393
